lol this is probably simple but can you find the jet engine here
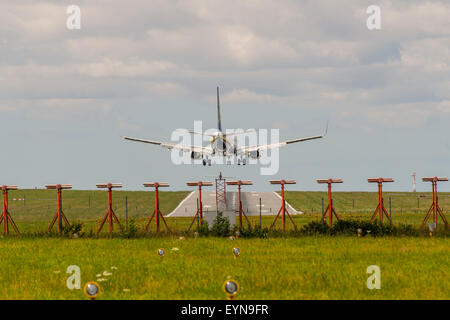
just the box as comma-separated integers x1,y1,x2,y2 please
248,150,261,159
190,151,202,159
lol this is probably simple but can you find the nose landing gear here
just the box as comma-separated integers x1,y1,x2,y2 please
237,158,247,165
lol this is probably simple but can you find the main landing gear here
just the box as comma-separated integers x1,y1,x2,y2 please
237,158,247,165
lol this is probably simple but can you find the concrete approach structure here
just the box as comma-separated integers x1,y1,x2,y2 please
166,191,302,217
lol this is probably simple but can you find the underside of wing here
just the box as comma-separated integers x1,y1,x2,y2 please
123,136,213,155
236,122,328,155
167,144,214,155
123,136,163,145
236,142,287,154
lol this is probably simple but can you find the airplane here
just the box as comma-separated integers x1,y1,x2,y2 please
123,87,328,166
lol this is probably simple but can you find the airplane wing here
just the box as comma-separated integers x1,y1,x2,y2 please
122,136,214,155
236,122,328,155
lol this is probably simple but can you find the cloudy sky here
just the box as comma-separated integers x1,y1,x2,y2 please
1,0,449,192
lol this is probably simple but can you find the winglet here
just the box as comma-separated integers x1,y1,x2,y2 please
322,121,329,137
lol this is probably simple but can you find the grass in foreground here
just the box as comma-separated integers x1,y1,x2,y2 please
1,189,449,300
0,236,449,300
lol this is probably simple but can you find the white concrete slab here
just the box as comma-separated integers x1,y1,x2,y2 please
167,191,303,217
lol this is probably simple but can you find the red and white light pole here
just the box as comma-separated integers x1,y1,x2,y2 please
368,177,394,224
187,181,213,230
143,182,171,233
0,185,20,235
45,184,72,234
422,177,448,230
96,183,123,234
227,180,253,229
317,178,343,227
269,180,298,232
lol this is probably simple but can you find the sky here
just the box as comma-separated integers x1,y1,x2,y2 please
0,0,449,192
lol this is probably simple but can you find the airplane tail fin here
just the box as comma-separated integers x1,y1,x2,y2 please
217,86,222,132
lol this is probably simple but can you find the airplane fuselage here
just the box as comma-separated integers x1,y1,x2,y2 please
210,133,236,157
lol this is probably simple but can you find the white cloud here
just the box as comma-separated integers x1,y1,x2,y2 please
436,100,450,113
399,38,450,72
382,1,450,38
367,102,434,127
0,2,65,41
220,26,298,66
77,58,176,78
0,59,176,78
0,98,112,121
219,89,288,103
146,82,190,96
0,0,450,129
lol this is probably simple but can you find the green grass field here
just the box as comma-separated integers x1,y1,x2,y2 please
0,189,449,300
1,237,449,299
